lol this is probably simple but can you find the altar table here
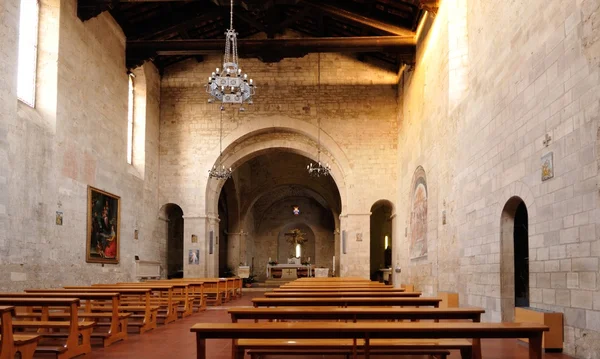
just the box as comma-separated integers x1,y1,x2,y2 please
267,264,312,278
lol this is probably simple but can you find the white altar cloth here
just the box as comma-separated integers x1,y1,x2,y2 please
267,264,312,278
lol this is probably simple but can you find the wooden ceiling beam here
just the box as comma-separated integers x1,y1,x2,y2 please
419,0,440,16
302,1,414,37
127,36,415,58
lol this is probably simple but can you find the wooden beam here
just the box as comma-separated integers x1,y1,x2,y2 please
303,1,413,36
128,36,416,58
419,0,440,16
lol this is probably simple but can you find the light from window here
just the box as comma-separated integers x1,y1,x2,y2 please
17,0,39,107
127,73,134,164
295,243,301,258
384,235,389,249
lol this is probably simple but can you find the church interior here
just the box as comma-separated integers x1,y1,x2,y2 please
0,0,599,358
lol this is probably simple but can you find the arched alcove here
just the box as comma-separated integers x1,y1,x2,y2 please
370,200,394,282
500,196,529,321
159,203,184,278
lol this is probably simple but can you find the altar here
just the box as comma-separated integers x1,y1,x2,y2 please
267,264,313,279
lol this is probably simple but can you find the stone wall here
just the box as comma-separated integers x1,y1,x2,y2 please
160,51,400,277
0,0,165,291
396,0,600,356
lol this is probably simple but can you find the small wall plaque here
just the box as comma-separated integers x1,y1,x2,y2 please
134,229,139,240
356,233,363,242
442,210,447,225
191,234,198,243
542,152,554,181
55,211,63,226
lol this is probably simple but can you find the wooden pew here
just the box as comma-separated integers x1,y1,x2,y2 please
22,290,130,347
0,297,94,359
146,280,207,312
62,287,157,333
0,305,40,359
187,279,227,305
190,322,549,359
230,306,484,358
264,291,422,298
273,287,406,292
93,284,180,324
229,307,485,323
252,297,442,308
119,282,194,319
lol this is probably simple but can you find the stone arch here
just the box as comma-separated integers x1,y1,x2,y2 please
158,203,185,278
205,135,348,219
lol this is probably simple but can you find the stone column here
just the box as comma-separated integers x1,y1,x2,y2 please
333,228,340,277
226,230,249,273
182,215,215,278
339,213,371,278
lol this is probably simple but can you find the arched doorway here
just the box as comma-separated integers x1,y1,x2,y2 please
500,197,529,321
370,200,394,283
159,203,184,279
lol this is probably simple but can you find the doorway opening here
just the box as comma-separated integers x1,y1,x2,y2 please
162,204,184,279
370,200,394,283
500,197,529,321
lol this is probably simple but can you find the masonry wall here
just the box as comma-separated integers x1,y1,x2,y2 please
160,52,400,277
0,0,165,290
396,0,600,356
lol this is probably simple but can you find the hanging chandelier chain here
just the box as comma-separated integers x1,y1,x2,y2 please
230,0,234,30
317,53,321,160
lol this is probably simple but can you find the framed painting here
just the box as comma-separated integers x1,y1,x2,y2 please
86,186,121,264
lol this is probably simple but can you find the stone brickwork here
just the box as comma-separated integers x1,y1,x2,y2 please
0,0,165,291
396,0,600,356
160,52,400,278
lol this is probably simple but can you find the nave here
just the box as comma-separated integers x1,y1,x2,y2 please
0,277,576,359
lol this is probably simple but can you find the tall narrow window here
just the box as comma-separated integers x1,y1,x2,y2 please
17,0,40,107
127,73,135,164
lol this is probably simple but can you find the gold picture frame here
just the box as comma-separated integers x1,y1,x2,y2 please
86,186,121,264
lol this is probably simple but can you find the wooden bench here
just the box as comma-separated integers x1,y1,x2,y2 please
230,306,485,358
22,290,129,347
187,278,228,305
264,291,422,298
0,305,40,359
63,287,158,333
229,307,485,323
273,287,406,292
115,283,190,320
93,284,180,324
252,297,442,308
0,297,94,359
146,280,207,312
190,322,549,359
243,339,461,359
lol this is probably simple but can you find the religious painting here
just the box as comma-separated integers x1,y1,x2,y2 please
86,186,120,264
191,234,198,244
55,211,63,226
541,152,554,181
409,167,428,259
189,249,200,265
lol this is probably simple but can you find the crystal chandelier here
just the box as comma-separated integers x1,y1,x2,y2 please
206,0,256,111
307,54,331,178
208,111,233,180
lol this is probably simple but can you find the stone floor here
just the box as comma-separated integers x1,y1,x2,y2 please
84,293,574,359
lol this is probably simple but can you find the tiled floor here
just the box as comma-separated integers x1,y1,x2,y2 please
86,293,575,359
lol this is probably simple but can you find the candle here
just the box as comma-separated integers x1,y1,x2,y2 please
268,257,271,262
307,257,310,262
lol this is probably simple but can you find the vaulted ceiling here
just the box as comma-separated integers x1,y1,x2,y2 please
77,0,439,71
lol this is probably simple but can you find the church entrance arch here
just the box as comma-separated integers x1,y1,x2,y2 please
370,200,394,283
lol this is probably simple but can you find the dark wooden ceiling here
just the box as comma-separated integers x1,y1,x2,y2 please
77,0,435,71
